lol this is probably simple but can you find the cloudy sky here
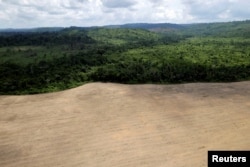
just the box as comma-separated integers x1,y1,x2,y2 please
0,0,249,28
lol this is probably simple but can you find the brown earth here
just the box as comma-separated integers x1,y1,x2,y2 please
0,82,250,167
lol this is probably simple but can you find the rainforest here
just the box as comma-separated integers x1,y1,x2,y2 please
0,20,250,94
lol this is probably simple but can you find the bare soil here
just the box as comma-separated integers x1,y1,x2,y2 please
0,82,250,167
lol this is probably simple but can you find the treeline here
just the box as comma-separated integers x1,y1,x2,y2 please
2,54,250,94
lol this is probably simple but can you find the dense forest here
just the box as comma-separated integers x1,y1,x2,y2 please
0,20,250,94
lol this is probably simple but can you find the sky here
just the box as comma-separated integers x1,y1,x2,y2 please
0,0,249,28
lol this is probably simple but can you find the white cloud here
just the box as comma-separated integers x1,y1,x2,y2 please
0,0,249,28
102,0,136,8
182,0,250,22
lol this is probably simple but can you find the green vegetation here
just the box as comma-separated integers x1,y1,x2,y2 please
1,20,250,94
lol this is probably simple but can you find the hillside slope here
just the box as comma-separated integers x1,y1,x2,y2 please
0,82,250,167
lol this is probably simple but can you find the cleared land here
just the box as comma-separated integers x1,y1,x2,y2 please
0,82,250,167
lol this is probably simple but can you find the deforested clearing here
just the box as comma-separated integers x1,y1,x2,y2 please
0,82,250,167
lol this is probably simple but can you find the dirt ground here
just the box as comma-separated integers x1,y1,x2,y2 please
0,82,250,167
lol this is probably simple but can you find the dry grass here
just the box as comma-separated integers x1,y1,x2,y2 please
0,82,250,167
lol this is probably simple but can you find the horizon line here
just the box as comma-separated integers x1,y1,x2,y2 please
0,19,249,30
